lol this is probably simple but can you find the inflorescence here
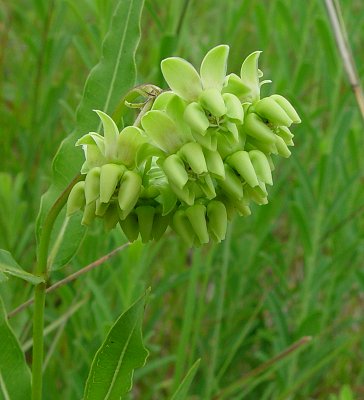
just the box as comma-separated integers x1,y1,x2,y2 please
67,45,301,246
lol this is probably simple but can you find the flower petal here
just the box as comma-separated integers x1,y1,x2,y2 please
116,126,146,167
240,51,262,102
94,110,119,160
161,57,202,101
141,110,186,153
200,44,229,90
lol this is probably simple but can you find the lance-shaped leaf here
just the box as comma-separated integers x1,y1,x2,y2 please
36,0,145,269
0,296,32,399
161,57,202,101
200,44,229,90
0,250,44,285
84,290,149,400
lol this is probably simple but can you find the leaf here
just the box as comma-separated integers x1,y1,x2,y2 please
36,0,145,269
0,249,44,284
170,359,201,400
0,296,31,400
84,290,150,400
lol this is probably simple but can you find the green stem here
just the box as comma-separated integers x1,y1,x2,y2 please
31,173,83,400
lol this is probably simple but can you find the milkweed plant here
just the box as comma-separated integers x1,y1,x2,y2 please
67,45,300,246
3,43,301,400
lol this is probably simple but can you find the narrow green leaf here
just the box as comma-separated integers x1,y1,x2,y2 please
36,0,145,268
0,249,44,284
0,296,31,400
84,290,150,400
171,359,201,400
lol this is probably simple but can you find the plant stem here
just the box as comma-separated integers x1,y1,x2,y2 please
31,174,83,400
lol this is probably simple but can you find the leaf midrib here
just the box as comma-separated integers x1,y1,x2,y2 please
103,320,137,400
98,0,135,133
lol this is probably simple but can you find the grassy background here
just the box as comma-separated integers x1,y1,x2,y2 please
1,0,364,398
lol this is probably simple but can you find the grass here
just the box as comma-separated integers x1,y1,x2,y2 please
1,0,364,398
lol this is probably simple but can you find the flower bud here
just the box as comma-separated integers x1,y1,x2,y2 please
99,164,125,203
271,94,301,123
218,165,244,200
254,97,292,127
119,213,139,242
178,142,207,175
81,200,96,226
67,181,86,216
185,204,209,244
84,167,101,204
199,88,227,118
207,200,227,242
135,206,155,243
118,170,142,220
244,113,276,144
249,150,273,185
184,102,209,135
163,154,188,189
226,151,259,187
172,209,195,246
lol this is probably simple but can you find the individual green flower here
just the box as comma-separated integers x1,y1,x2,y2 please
68,110,147,227
161,45,245,148
141,94,224,205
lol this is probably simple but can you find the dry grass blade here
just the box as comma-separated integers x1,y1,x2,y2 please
324,0,364,122
214,336,313,399
7,243,130,319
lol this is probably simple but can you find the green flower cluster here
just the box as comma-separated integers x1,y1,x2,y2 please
67,45,300,246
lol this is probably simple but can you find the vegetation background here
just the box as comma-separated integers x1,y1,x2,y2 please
1,0,364,399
